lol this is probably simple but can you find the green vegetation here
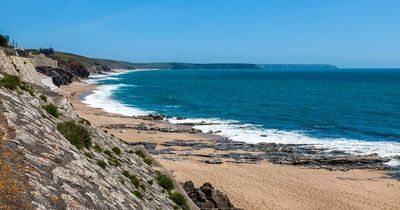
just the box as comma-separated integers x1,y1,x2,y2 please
155,171,174,192
147,180,153,185
122,170,140,188
93,58,262,70
0,35,8,47
128,150,134,154
112,146,121,156
107,156,121,166
79,117,91,126
97,160,106,169
93,144,103,153
132,190,143,200
39,95,48,102
103,148,121,166
134,150,152,165
57,121,92,149
104,149,113,156
0,75,20,90
140,183,146,191
52,51,100,68
84,152,92,159
143,158,152,165
135,150,146,159
43,104,60,118
0,74,36,97
169,192,190,210
20,84,35,96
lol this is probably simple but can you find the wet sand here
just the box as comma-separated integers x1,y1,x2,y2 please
58,81,400,210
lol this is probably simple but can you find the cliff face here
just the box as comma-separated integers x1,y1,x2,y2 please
0,85,177,209
30,53,58,69
0,49,44,87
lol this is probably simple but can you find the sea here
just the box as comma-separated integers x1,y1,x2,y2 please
84,69,400,166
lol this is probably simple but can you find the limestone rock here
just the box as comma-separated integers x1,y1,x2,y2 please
0,87,177,210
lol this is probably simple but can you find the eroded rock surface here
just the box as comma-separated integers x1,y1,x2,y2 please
182,181,241,210
0,87,177,209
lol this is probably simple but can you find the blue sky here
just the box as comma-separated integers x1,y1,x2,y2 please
1,0,399,67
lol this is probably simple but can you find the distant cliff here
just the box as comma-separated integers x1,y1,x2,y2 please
258,64,338,70
93,59,262,70
94,59,337,71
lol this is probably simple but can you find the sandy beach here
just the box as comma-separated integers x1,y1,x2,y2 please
58,81,400,210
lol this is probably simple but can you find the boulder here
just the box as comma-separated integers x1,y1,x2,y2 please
182,181,242,210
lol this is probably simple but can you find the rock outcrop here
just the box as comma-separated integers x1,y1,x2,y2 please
0,84,179,209
182,181,241,210
36,66,74,87
0,49,44,87
58,60,90,78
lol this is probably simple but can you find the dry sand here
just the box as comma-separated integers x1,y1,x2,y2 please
59,81,400,210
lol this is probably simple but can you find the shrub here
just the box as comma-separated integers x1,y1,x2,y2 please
57,121,92,149
97,160,106,169
122,170,140,188
107,156,121,166
144,158,152,165
43,104,60,118
104,149,113,157
84,152,92,159
169,192,189,210
132,190,143,200
112,146,121,156
156,172,174,192
128,150,134,154
0,74,20,90
94,144,103,153
20,84,34,96
147,180,153,185
79,118,91,126
135,150,146,159
140,183,146,191
39,95,48,102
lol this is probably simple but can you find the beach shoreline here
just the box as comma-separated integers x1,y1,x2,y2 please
58,77,400,210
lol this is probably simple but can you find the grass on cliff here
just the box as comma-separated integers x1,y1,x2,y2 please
169,192,190,210
0,74,35,96
57,121,92,149
43,104,60,118
122,170,140,188
135,150,152,165
0,74,20,90
112,146,121,156
132,190,143,200
155,171,174,192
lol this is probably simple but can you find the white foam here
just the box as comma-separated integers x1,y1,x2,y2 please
82,84,151,116
83,70,400,163
168,117,400,159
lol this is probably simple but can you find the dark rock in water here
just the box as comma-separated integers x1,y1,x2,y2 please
36,66,74,87
203,159,223,164
182,181,242,210
137,114,167,121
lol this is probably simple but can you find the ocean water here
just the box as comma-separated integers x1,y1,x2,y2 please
84,69,400,164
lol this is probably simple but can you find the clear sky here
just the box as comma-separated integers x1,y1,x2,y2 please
1,0,399,68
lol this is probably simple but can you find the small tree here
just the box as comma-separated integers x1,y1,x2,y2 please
0,35,8,47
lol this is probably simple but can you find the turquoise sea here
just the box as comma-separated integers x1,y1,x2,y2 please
84,69,400,164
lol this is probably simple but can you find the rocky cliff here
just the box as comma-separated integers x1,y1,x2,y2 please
0,78,184,209
0,48,44,87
